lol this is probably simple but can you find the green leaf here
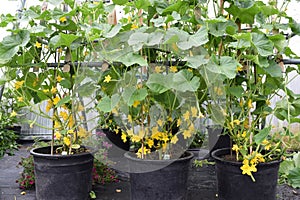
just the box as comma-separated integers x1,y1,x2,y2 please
59,78,71,89
112,0,128,5
162,1,184,15
262,60,282,78
146,73,172,94
230,32,251,49
146,31,164,46
172,70,200,92
49,33,80,48
135,0,151,10
104,24,122,38
252,33,274,56
97,94,121,112
76,82,97,97
122,86,148,106
269,34,286,53
50,20,78,32
0,30,30,64
254,126,271,145
287,168,300,188
227,86,244,98
177,27,208,50
219,56,239,79
225,3,260,24
55,96,71,108
294,152,300,168
207,18,229,37
185,55,209,69
128,32,148,51
279,160,295,175
209,104,225,125
48,0,64,6
189,26,209,47
115,53,148,66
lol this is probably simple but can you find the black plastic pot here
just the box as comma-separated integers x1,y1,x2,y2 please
30,145,94,200
102,128,130,151
212,148,281,200
125,151,193,200
207,126,230,154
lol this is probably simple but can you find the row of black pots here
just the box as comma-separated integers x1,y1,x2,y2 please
30,145,280,200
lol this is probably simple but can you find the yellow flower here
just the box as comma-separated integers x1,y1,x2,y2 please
232,144,239,152
63,137,71,146
169,66,178,73
67,115,74,128
35,41,42,48
77,103,84,112
67,129,74,135
131,134,142,143
147,139,154,148
78,127,87,138
17,96,24,102
154,66,163,73
46,100,53,112
59,16,67,23
127,16,131,23
236,65,243,72
183,129,192,139
262,139,271,150
56,75,62,82
177,118,181,127
191,106,198,118
226,14,230,20
248,99,253,109
256,153,265,163
183,111,190,121
43,89,49,93
10,111,17,117
239,98,244,107
133,100,140,108
131,23,138,30
121,132,127,143
240,159,257,182
112,108,118,115
214,86,224,96
157,119,163,127
104,75,112,83
54,131,62,140
53,96,60,105
171,135,178,144
128,115,133,123
161,132,169,143
242,131,247,138
136,146,150,158
59,111,68,120
233,119,240,125
51,87,57,94
127,129,134,136
15,81,24,89
54,120,61,129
